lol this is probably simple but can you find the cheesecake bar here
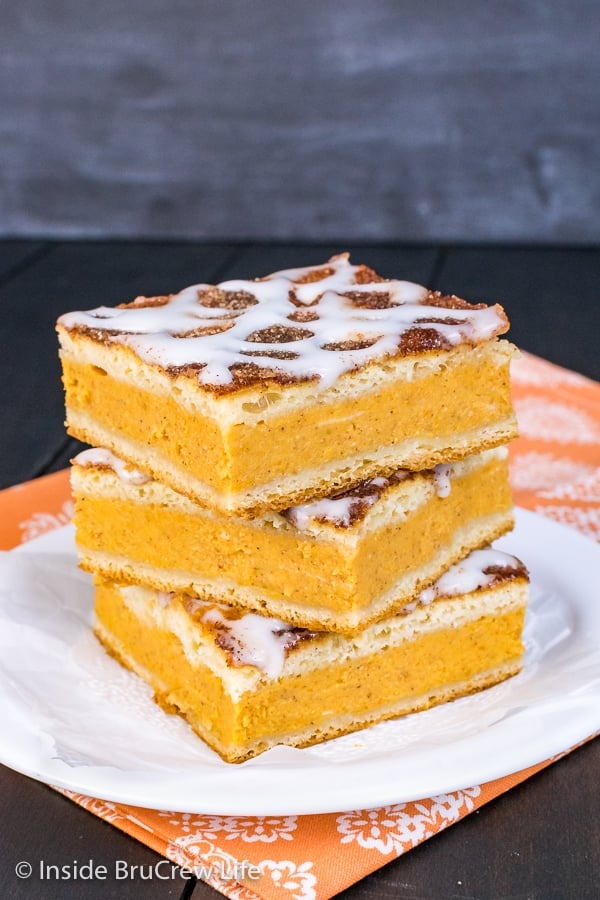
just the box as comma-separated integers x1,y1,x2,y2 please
71,446,514,633
57,254,518,516
94,547,529,763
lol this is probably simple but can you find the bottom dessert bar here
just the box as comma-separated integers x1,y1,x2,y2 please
93,548,529,763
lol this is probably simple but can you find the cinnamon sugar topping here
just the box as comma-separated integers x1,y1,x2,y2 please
283,470,411,529
283,462,454,529
72,447,151,485
418,549,528,605
183,597,317,678
58,254,510,392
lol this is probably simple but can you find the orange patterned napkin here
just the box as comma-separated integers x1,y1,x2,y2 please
1,351,598,900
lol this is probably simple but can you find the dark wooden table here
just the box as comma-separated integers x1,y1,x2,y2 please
1,240,599,900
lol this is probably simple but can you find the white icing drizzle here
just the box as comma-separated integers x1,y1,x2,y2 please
418,548,524,605
72,447,151,485
286,495,366,530
432,463,452,498
58,254,508,389
284,460,455,529
201,607,302,679
284,470,410,529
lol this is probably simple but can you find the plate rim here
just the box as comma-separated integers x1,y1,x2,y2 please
1,507,599,815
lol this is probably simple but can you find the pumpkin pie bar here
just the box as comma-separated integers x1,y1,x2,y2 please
71,445,514,633
93,547,529,763
57,254,518,516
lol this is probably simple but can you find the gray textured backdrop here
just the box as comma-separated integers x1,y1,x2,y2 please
1,1,599,241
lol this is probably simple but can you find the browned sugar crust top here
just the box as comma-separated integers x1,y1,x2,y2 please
57,254,510,394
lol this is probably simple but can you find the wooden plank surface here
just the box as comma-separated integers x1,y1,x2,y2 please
0,241,49,282
0,767,195,900
218,243,440,283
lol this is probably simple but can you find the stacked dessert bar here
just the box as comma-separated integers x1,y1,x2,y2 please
57,254,529,762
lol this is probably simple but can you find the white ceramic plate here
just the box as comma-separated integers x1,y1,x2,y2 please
0,508,598,815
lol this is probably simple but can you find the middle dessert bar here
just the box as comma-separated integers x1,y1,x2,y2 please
72,445,514,633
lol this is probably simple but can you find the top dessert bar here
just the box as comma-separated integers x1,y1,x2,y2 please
57,254,518,515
